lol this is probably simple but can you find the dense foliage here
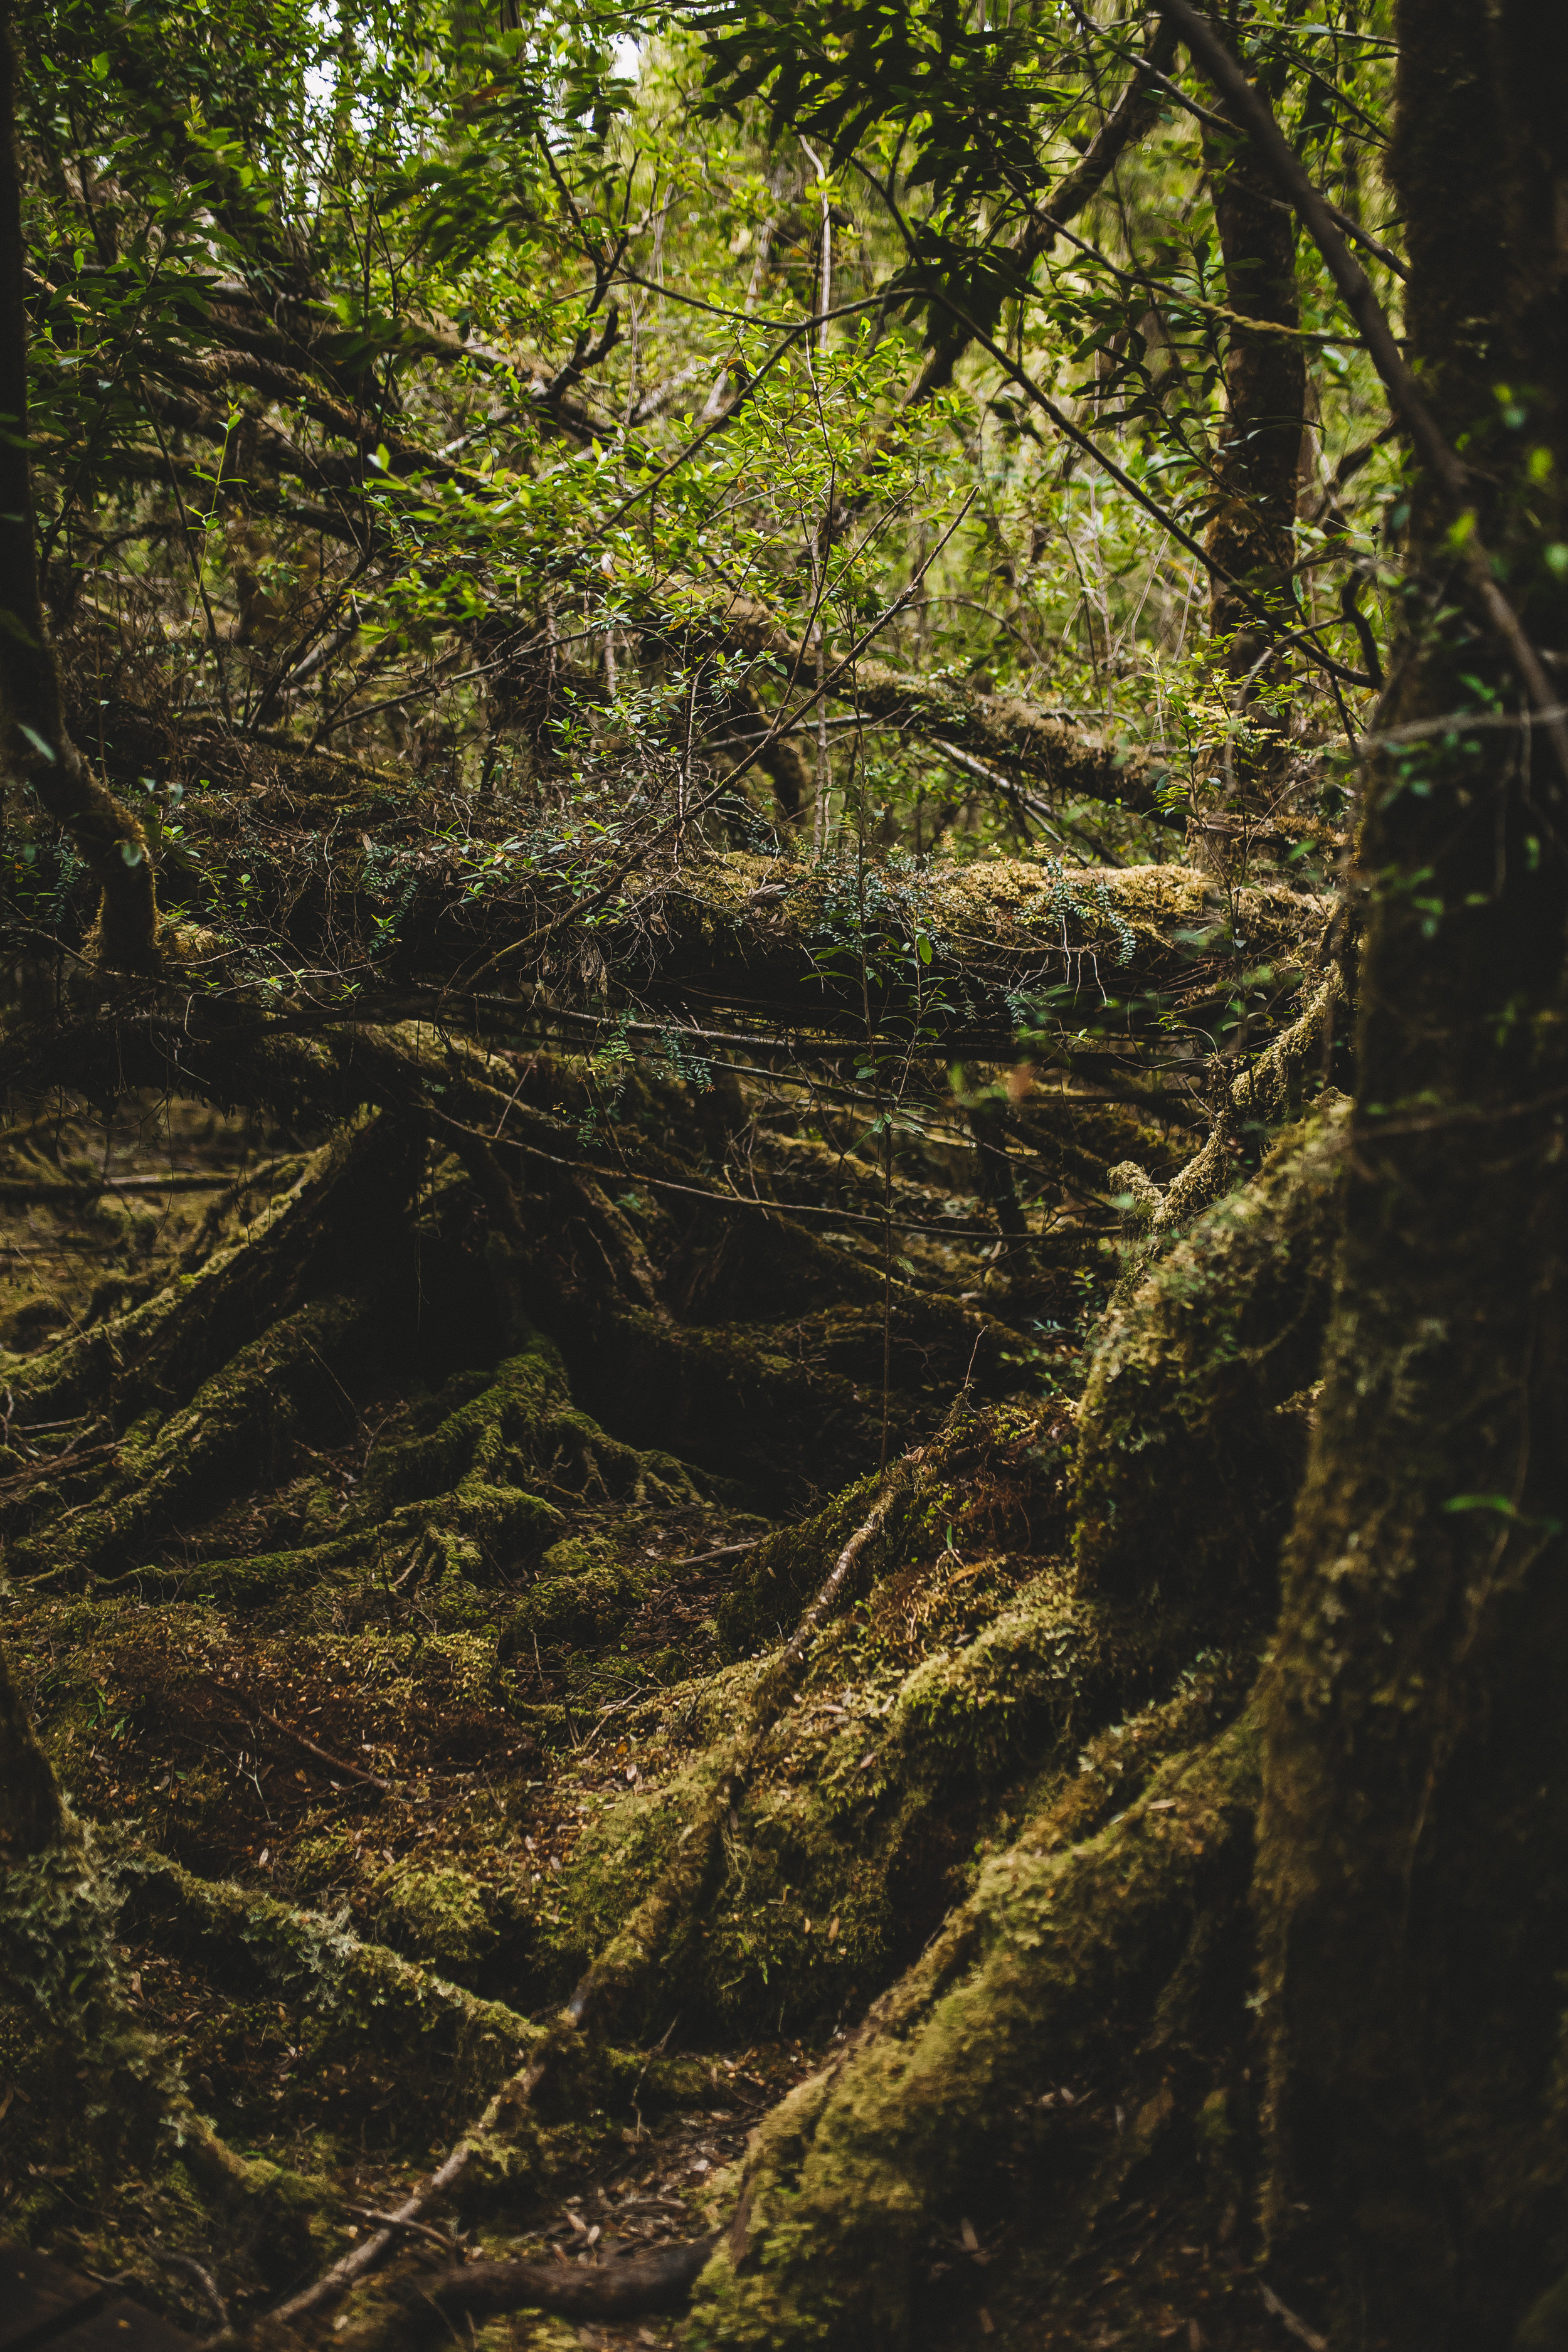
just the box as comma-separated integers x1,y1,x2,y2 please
15,0,1400,896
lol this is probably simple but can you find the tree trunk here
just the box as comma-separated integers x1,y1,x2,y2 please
1255,4,1568,2341
1202,83,1304,657
1190,54,1305,870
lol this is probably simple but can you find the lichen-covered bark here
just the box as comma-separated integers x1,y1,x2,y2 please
844,665,1180,828
1254,6,1568,2341
622,851,1320,1038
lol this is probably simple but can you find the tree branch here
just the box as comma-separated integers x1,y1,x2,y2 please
901,14,1181,411
393,2237,721,2326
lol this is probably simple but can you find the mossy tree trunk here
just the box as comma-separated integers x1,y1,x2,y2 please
1255,5,1568,2341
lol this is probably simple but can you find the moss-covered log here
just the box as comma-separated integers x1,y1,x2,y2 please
13,684,1326,1026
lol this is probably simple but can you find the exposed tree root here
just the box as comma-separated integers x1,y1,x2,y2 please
0,1021,1350,2348
121,1848,724,2136
688,1713,1261,2350
0,1111,421,1433
9,1290,379,1587
263,1463,916,2331
121,1849,546,2106
1076,1096,1347,1611
389,2232,721,2328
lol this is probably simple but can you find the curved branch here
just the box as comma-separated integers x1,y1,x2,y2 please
674,589,1183,824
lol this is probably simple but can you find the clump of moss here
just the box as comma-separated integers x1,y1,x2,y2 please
369,1861,498,1971
499,1534,652,1656
289,1830,357,1894
894,1568,1094,1774
685,1708,1263,2352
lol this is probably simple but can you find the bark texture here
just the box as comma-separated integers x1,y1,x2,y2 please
1255,6,1568,2343
1190,53,1306,867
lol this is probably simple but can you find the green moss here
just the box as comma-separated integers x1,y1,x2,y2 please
289,1831,356,1892
7,1290,376,1585
499,1534,652,1656
538,1464,1207,2038
356,1334,568,1510
123,1850,540,2109
893,1569,1093,1773
716,1471,892,1659
0,1026,1355,2330
1073,1097,1348,1615
370,1862,498,1971
686,1715,1262,2351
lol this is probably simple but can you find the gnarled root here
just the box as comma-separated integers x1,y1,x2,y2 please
688,1713,1260,2351
121,1850,546,2113
7,1290,379,1587
0,1110,422,1433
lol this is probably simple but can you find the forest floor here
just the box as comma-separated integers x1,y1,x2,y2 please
0,1067,1328,2352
